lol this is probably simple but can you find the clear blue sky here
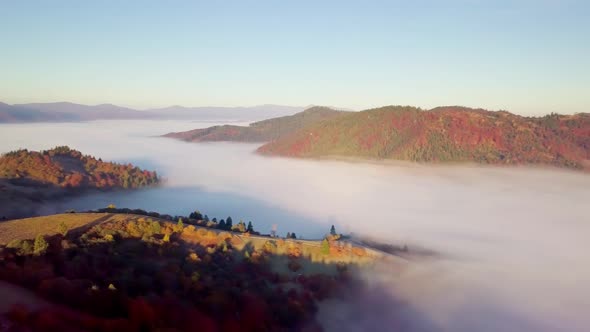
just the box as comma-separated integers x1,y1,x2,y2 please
0,0,588,115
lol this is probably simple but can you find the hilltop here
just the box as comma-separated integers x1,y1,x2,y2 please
0,146,159,219
0,212,385,331
163,106,347,142
258,106,590,170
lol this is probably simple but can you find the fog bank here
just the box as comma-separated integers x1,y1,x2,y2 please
1,120,589,331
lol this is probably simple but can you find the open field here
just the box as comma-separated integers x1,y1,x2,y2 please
0,213,119,245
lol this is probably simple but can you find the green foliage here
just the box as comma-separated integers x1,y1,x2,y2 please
58,221,68,236
150,221,162,235
189,210,202,220
33,234,48,255
175,218,184,233
166,106,345,143
231,220,246,233
7,239,34,255
321,239,330,255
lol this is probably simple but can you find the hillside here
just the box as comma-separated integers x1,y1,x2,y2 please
258,106,590,170
0,212,382,331
0,146,159,219
163,106,347,142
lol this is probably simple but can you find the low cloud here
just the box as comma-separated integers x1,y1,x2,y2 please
1,120,589,331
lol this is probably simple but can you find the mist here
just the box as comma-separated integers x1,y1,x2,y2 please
1,120,589,331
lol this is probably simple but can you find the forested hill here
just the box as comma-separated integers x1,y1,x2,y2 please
0,146,159,189
163,106,346,142
257,106,590,170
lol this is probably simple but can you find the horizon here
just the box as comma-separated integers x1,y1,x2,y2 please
1,1,589,116
1,99,586,116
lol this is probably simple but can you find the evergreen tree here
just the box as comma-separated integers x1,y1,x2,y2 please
204,215,210,222
189,210,203,220
291,233,297,239
219,219,226,229
330,225,336,236
226,216,233,230
175,218,184,232
58,220,68,236
286,232,292,239
247,221,254,233
34,234,48,255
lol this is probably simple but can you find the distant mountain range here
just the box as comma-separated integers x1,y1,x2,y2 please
163,106,346,142
165,105,590,170
0,101,305,123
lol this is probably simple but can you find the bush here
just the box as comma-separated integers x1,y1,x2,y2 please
58,221,68,236
7,239,34,255
34,235,48,255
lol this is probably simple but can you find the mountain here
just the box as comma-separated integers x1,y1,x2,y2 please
163,106,347,142
149,104,304,122
16,102,146,121
257,106,590,170
0,146,159,219
0,101,305,123
0,102,76,123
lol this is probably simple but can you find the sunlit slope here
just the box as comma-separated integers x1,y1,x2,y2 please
0,213,116,244
258,106,590,170
163,106,346,142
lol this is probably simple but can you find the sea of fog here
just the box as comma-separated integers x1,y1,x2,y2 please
1,120,589,331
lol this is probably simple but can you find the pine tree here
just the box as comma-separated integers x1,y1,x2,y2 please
291,233,297,239
34,234,48,255
58,220,68,236
226,216,233,230
175,218,184,232
247,221,254,233
286,232,292,239
219,219,226,229
330,225,336,236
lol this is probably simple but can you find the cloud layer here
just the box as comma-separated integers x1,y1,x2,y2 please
1,120,589,331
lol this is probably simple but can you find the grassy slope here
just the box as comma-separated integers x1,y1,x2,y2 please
258,106,590,170
0,213,118,244
163,106,346,142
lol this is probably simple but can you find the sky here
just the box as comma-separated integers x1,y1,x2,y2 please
0,0,588,115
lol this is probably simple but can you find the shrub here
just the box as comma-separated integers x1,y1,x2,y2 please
58,221,68,236
7,239,34,255
34,235,48,255
175,218,184,233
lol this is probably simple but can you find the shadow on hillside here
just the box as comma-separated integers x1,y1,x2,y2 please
0,217,441,331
